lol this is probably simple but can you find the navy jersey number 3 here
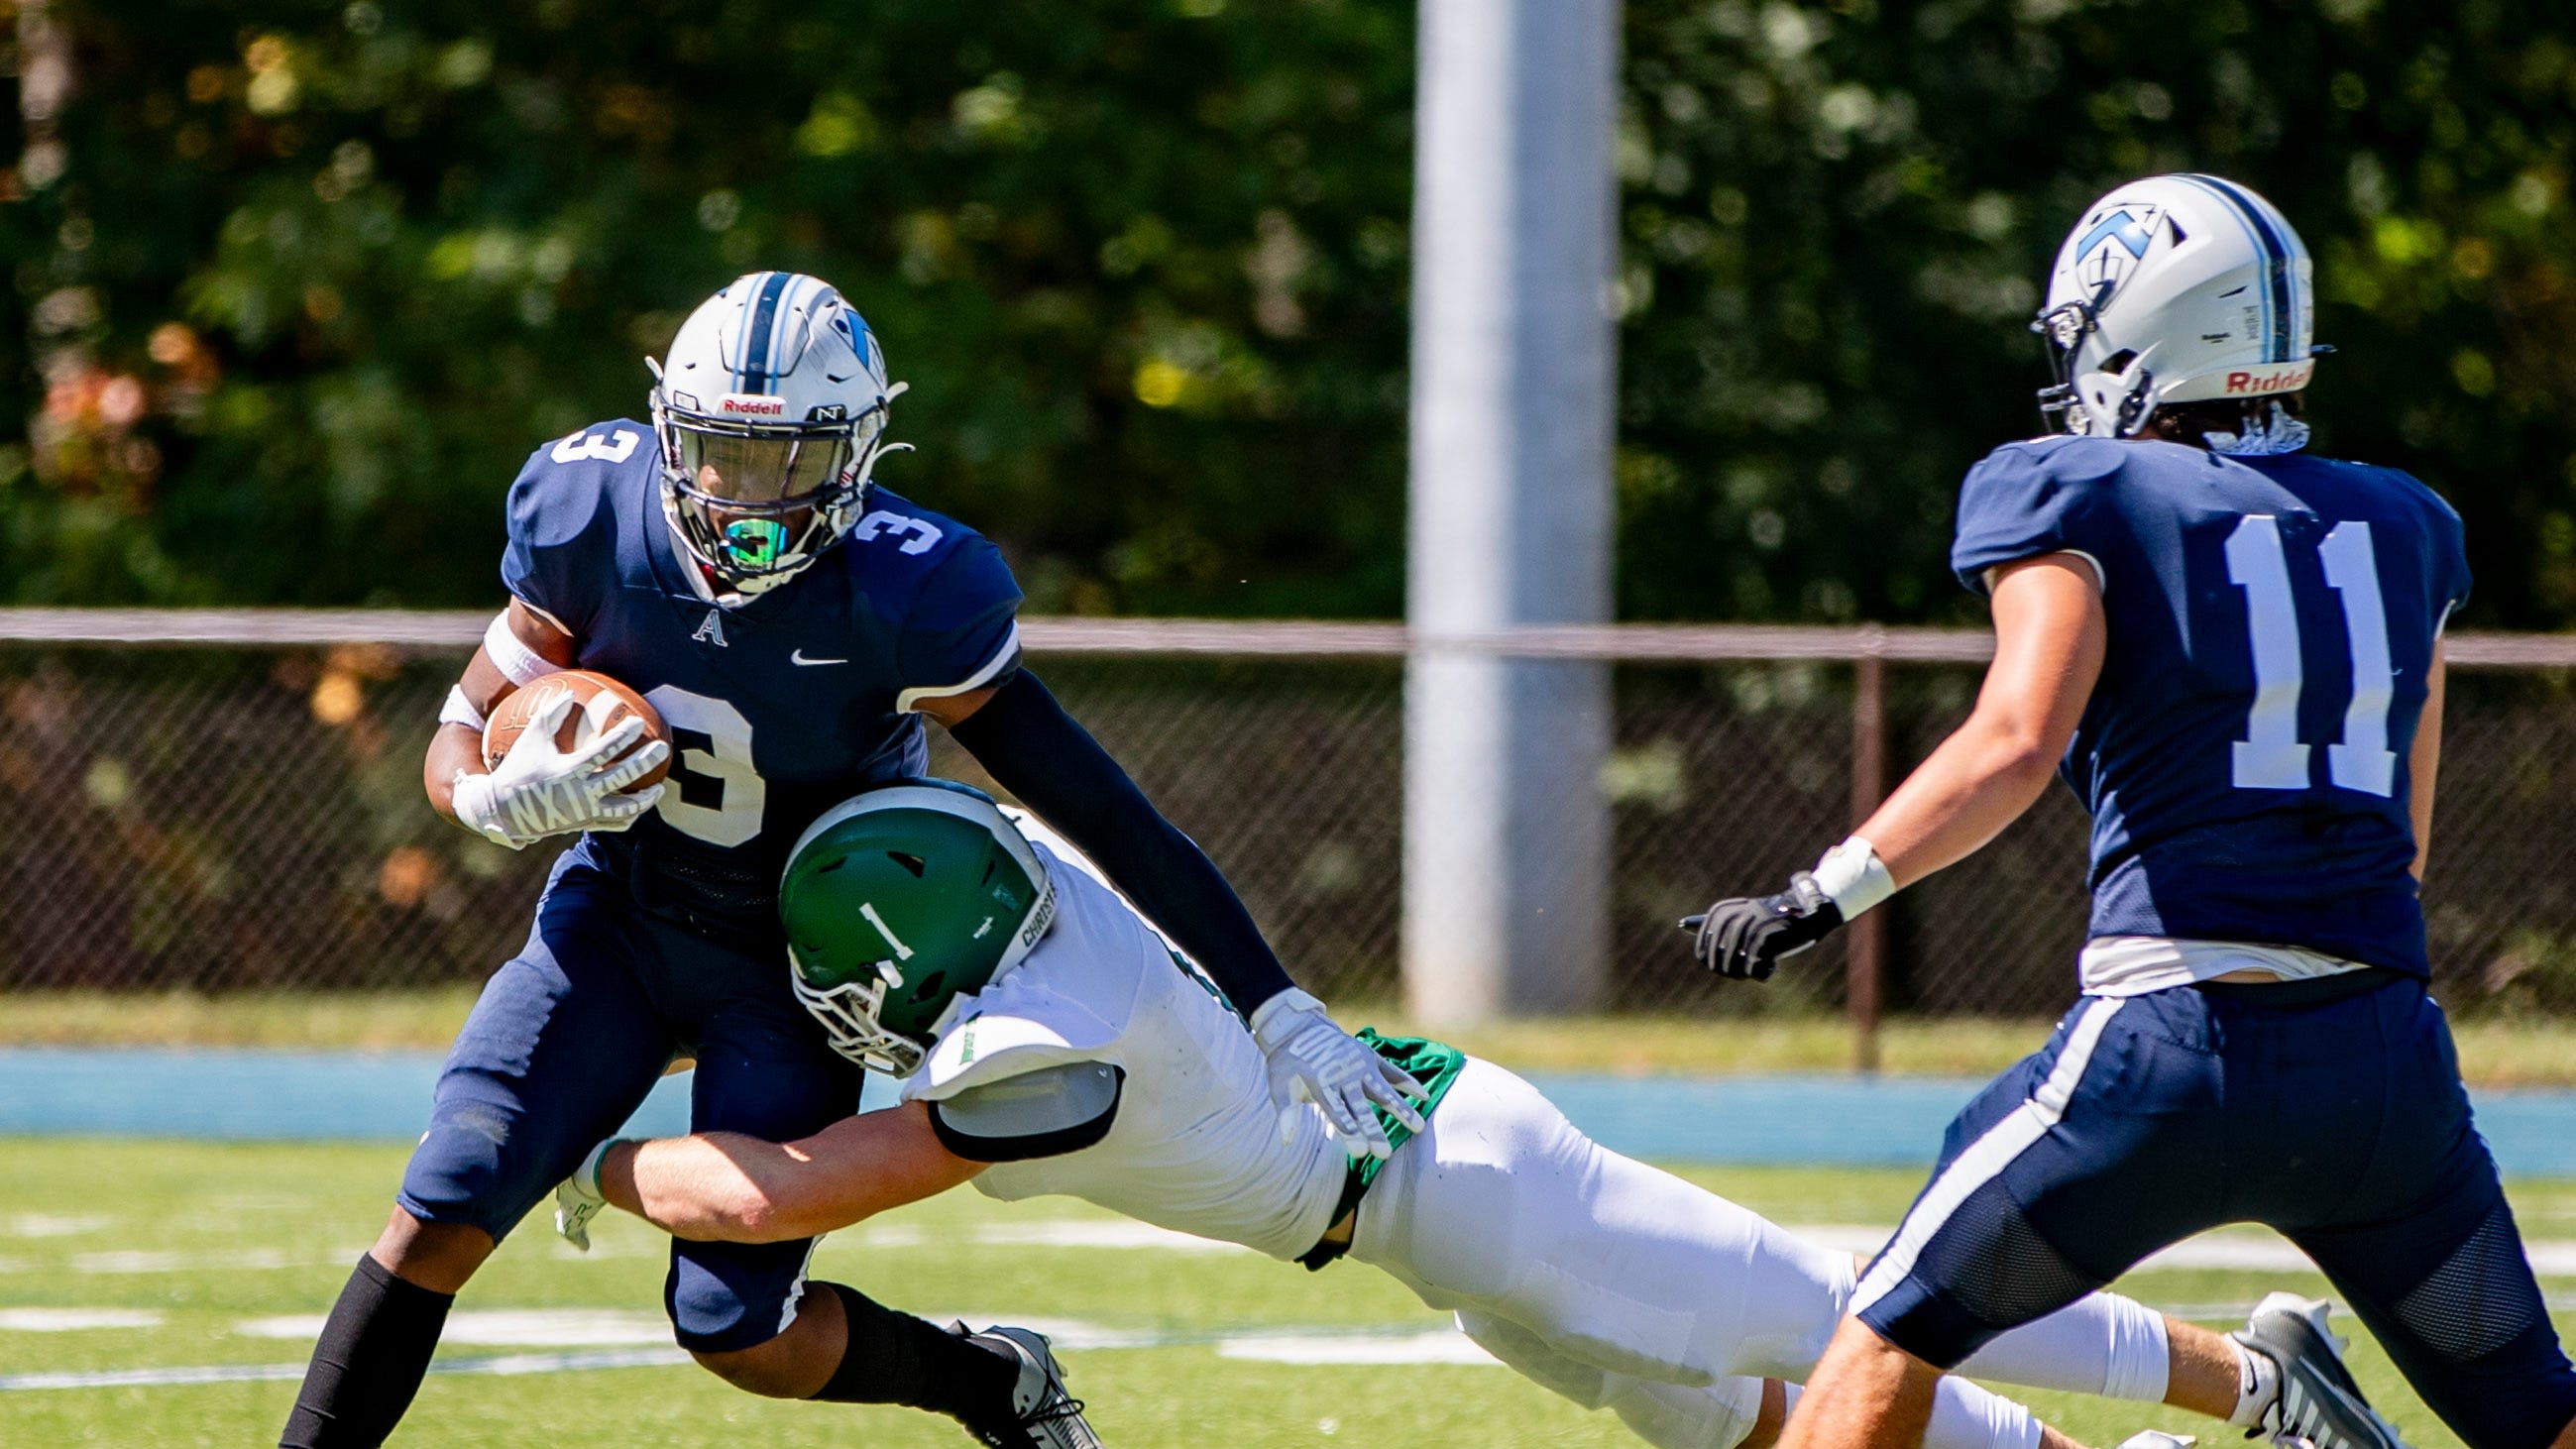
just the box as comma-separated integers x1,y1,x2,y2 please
280,272,1400,1449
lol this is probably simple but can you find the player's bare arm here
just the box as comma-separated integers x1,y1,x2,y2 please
585,1103,980,1246
1685,553,2103,979
2409,638,2445,879
1852,554,2105,883
420,597,576,819
418,598,669,849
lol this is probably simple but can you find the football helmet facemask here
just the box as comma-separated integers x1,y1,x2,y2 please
778,780,1058,1077
2032,173,2326,453
649,272,910,595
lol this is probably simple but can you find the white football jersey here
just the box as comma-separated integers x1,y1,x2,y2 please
898,836,1351,1262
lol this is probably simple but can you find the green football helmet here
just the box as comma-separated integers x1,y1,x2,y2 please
779,780,1057,1075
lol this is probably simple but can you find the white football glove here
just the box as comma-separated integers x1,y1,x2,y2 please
450,690,669,850
1249,988,1429,1161
553,1139,619,1252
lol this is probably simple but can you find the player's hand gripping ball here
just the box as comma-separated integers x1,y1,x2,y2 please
1683,871,1846,980
481,670,671,787
452,671,672,849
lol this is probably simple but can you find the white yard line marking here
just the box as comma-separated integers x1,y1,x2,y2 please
1,1317,1506,1393
0,1348,691,1393
236,1309,672,1347
969,1221,1249,1254
69,1248,329,1275
1218,1329,1503,1366
0,1308,164,1331
4,1214,110,1239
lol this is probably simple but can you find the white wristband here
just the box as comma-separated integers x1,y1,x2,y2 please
438,684,488,732
485,608,555,686
575,1139,623,1201
1810,836,1897,918
1248,986,1325,1047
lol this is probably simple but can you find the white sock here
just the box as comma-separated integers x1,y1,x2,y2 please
1774,1376,2044,1449
1956,1291,2172,1401
2229,1338,2281,1429
1926,1377,2047,1449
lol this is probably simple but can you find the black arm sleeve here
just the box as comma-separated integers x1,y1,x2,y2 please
945,670,1295,1014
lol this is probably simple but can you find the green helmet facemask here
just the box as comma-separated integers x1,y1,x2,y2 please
778,780,1056,1075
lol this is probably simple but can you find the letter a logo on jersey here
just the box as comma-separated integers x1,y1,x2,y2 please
694,611,728,648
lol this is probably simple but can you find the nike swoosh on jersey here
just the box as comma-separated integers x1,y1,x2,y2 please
790,649,848,666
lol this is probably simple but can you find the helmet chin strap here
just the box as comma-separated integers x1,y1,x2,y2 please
2202,400,2311,456
2074,366,2160,439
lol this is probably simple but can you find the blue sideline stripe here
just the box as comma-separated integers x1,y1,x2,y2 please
8,1050,2576,1176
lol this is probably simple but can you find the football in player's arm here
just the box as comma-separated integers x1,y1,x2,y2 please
1693,177,2576,1449
279,273,1409,1449
559,783,2359,1449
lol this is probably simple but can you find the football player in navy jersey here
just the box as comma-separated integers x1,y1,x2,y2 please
1686,176,2576,1449
278,273,1426,1449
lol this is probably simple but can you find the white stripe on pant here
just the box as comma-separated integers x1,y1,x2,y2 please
1350,1054,2163,1449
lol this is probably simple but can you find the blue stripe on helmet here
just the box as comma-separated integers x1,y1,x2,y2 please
736,271,793,390
728,272,768,384
767,274,816,384
2184,174,2294,363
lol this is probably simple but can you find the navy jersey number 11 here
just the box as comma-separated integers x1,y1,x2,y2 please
1950,434,2471,976
2222,512,2398,798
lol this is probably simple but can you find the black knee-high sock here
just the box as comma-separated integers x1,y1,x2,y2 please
808,1282,1021,1428
278,1255,455,1449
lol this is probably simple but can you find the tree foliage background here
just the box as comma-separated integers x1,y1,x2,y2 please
9,0,2576,627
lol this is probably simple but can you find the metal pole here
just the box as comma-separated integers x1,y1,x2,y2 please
1848,652,1887,1071
1402,0,1619,1025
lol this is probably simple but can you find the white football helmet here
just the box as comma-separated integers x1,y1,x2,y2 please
648,272,909,594
2033,174,2326,451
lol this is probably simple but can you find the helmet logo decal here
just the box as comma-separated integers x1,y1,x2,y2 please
859,901,918,960
2073,207,2159,295
717,392,787,416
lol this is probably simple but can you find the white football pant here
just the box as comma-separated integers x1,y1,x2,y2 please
1350,1060,2171,1449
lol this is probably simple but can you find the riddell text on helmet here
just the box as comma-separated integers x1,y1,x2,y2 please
2224,364,2313,394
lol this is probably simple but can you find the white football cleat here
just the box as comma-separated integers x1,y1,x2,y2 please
957,1323,1103,1448
2230,1293,2410,1449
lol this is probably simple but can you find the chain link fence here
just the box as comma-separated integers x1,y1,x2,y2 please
3,613,2572,1025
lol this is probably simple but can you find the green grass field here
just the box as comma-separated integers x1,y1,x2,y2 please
3,1139,2565,1447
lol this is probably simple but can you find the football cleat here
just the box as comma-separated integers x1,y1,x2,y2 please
2229,1293,2409,1449
956,1323,1103,1448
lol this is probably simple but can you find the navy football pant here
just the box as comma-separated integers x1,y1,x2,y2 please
1853,976,2576,1449
397,851,864,1353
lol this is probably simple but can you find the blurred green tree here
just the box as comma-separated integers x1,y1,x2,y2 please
10,0,2576,626
1620,0,2576,628
10,0,1414,613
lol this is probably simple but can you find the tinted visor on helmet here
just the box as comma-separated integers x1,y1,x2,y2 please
665,405,884,582
676,423,859,505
